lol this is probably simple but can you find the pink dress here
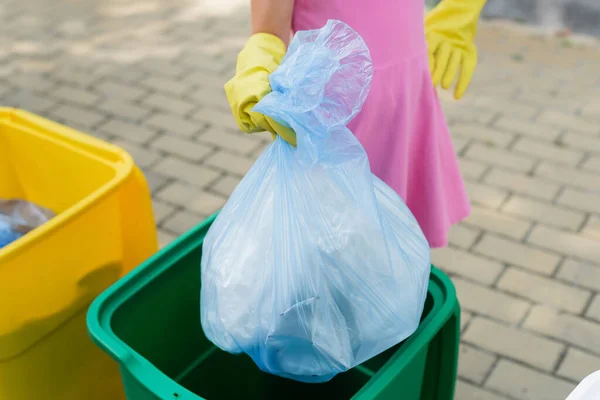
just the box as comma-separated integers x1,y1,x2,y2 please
293,0,472,248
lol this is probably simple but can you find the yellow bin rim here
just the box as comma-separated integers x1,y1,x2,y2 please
0,108,134,263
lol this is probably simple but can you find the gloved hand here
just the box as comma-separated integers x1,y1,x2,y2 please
224,33,297,146
425,0,487,99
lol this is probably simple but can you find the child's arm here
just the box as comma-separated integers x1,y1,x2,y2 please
425,0,487,100
224,0,296,146
251,0,295,46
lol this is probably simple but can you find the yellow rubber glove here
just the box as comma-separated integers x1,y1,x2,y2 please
224,33,297,147
425,0,487,99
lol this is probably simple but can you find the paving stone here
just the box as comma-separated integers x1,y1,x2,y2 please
432,247,504,285
156,182,226,216
141,92,195,116
557,188,600,215
583,216,600,240
501,195,585,230
51,104,106,128
7,89,57,113
474,96,538,119
152,200,176,224
452,137,471,154
152,157,221,188
204,150,255,177
484,168,561,201
524,305,600,355
93,79,148,100
52,85,100,106
185,84,229,111
558,259,600,292
557,348,600,383
145,113,202,136
517,91,580,114
453,277,530,324
581,101,600,121
453,122,516,148
50,67,97,87
163,210,206,235
459,159,488,180
461,311,474,332
138,59,187,78
191,107,241,131
98,119,158,144
464,181,510,209
197,128,261,154
86,129,114,141
151,134,214,162
209,174,242,197
448,224,480,249
512,137,584,166
0,82,13,98
95,64,147,83
486,359,574,400
464,317,564,370
9,73,55,93
144,170,171,193
585,294,600,323
535,162,600,191
112,140,161,169
248,140,272,157
140,75,189,96
95,99,151,121
528,225,600,264
582,156,600,173
465,144,536,173
455,380,508,400
560,131,600,153
464,206,531,240
458,344,496,384
498,267,591,313
474,234,560,275
539,110,599,135
180,52,228,74
494,117,561,142
157,229,177,248
183,69,228,89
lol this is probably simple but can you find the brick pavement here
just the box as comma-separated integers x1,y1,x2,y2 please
2,1,600,399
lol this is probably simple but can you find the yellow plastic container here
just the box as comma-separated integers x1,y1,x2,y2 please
0,108,158,400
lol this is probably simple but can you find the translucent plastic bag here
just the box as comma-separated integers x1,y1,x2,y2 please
0,199,55,248
201,20,431,383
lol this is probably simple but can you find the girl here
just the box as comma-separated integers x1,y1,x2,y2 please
225,0,487,248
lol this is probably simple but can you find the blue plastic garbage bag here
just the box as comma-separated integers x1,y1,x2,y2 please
201,20,431,383
0,223,22,249
0,199,54,249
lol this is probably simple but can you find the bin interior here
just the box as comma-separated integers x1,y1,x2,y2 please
111,241,435,400
0,112,118,216
0,109,133,361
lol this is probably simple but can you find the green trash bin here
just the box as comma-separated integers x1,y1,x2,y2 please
87,214,460,400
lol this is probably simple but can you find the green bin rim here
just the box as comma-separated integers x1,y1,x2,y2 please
87,212,457,399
